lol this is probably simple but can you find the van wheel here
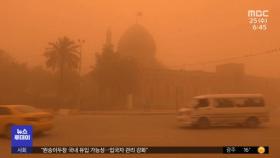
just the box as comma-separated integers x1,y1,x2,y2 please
196,117,210,128
245,117,260,128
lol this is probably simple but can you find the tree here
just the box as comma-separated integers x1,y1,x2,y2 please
0,49,29,104
44,37,80,107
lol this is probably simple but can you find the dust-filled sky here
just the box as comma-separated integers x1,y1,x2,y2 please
0,0,279,77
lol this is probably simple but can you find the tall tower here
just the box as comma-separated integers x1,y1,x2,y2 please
102,28,114,54
105,28,112,46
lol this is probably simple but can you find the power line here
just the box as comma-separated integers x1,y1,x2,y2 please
172,48,280,69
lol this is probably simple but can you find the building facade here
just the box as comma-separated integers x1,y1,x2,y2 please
83,24,280,110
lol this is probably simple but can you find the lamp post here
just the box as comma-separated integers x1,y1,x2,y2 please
77,39,85,111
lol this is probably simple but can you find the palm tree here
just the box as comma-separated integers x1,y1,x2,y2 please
44,36,80,106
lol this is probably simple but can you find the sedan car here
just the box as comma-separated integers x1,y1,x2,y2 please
0,105,53,137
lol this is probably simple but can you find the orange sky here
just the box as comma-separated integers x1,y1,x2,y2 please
0,0,279,77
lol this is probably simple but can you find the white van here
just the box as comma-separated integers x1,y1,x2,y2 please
177,94,270,128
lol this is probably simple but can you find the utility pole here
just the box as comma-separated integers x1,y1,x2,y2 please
77,39,85,111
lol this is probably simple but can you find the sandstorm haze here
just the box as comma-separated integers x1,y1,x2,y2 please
1,0,280,77
1,1,280,158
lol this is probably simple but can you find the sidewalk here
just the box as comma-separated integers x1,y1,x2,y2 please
79,110,176,115
53,109,177,115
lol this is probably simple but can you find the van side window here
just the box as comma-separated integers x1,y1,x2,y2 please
195,99,209,108
243,98,265,107
215,99,234,108
232,98,246,107
0,107,12,115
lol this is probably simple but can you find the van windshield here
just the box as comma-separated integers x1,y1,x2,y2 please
191,98,209,109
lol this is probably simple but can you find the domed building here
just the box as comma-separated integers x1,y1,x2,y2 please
88,23,280,111
117,24,160,69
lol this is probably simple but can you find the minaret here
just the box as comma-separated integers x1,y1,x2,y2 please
102,28,114,53
135,12,142,24
105,28,112,46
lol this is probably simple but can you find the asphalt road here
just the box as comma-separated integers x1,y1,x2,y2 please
0,113,279,158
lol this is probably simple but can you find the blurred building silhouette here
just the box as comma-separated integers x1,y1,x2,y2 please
84,23,280,110
216,63,245,78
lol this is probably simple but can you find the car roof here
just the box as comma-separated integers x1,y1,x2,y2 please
194,93,264,99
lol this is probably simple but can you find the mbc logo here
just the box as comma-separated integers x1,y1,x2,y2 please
248,10,269,17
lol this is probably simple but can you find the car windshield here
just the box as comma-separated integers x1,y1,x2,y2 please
14,105,40,113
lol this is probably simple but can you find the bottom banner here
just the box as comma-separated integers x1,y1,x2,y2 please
11,146,269,154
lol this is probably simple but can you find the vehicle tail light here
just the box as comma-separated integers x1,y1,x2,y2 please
24,117,39,122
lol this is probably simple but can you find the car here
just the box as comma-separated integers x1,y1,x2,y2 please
0,105,53,137
177,94,270,128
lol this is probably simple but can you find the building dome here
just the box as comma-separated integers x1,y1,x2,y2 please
117,24,157,67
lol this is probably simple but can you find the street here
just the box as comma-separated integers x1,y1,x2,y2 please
1,113,279,158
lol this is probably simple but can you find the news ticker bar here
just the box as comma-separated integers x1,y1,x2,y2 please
12,146,269,154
